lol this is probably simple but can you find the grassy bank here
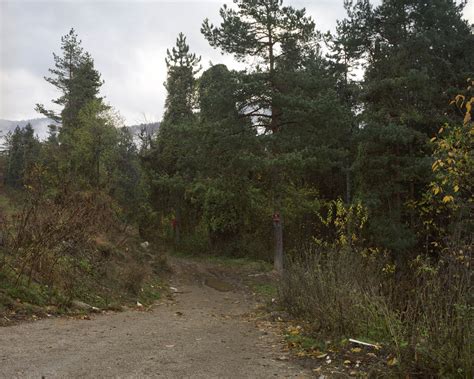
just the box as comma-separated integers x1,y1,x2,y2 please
0,189,167,325
279,248,473,377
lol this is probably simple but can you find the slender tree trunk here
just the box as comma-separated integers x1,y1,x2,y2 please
273,212,283,273
175,207,181,245
267,27,285,272
345,167,351,205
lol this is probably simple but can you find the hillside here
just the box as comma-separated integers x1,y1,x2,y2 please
0,118,56,141
0,118,159,146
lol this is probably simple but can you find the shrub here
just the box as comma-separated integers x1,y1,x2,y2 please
280,247,473,377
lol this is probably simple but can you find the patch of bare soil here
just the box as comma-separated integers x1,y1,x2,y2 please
0,257,312,378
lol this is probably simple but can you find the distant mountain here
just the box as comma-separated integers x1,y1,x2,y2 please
0,118,160,150
0,118,57,141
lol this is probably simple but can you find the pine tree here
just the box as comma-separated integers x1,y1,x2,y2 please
352,0,474,254
163,33,201,124
202,0,317,132
36,28,104,132
144,34,201,243
202,0,325,270
4,124,41,188
325,0,372,204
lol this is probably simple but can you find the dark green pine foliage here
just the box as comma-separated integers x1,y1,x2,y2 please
62,54,103,133
145,34,202,241
163,33,201,124
202,0,354,257
325,1,372,204
202,0,317,132
112,127,148,224
36,29,107,188
36,28,104,134
196,64,267,255
4,124,41,188
353,0,474,254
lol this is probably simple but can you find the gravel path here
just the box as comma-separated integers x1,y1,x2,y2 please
0,259,311,378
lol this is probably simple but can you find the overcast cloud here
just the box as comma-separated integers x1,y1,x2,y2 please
1,0,473,125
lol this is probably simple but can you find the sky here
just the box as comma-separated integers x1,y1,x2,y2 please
1,0,473,125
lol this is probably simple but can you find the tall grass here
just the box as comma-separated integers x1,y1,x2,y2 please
279,248,473,377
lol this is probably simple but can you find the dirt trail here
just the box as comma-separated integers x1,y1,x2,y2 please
0,258,311,378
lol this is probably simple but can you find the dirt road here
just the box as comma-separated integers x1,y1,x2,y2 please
0,258,311,378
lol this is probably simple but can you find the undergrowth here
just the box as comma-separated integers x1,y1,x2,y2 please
279,248,473,377
0,186,166,324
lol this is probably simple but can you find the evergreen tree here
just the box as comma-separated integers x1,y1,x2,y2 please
325,1,372,203
163,33,201,124
4,124,41,188
144,34,201,243
201,0,354,266
197,65,266,254
61,53,103,132
202,0,317,132
352,0,474,254
36,28,103,132
69,100,119,189
112,127,148,224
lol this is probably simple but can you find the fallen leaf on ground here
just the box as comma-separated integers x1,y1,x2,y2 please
387,357,398,366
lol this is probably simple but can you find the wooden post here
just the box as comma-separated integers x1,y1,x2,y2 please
273,212,283,273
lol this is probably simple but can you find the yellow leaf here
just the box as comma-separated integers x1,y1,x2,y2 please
455,94,465,106
454,185,459,193
442,195,454,204
344,360,352,365
387,357,398,366
351,347,362,353
464,112,472,126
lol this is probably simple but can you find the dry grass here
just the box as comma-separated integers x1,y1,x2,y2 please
279,248,473,377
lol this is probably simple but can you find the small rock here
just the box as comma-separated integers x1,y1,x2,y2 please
270,311,290,322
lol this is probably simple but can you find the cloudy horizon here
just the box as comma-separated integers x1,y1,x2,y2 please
1,0,473,125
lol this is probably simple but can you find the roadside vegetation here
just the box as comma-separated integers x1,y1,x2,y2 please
0,0,472,376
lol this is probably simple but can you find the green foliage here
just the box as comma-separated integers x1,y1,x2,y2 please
35,28,103,127
349,0,474,255
4,124,41,188
163,33,201,124
3,2,473,375
202,0,318,132
417,83,474,254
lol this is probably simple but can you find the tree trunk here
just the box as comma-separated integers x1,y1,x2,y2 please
273,214,283,273
175,207,181,246
345,167,351,205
